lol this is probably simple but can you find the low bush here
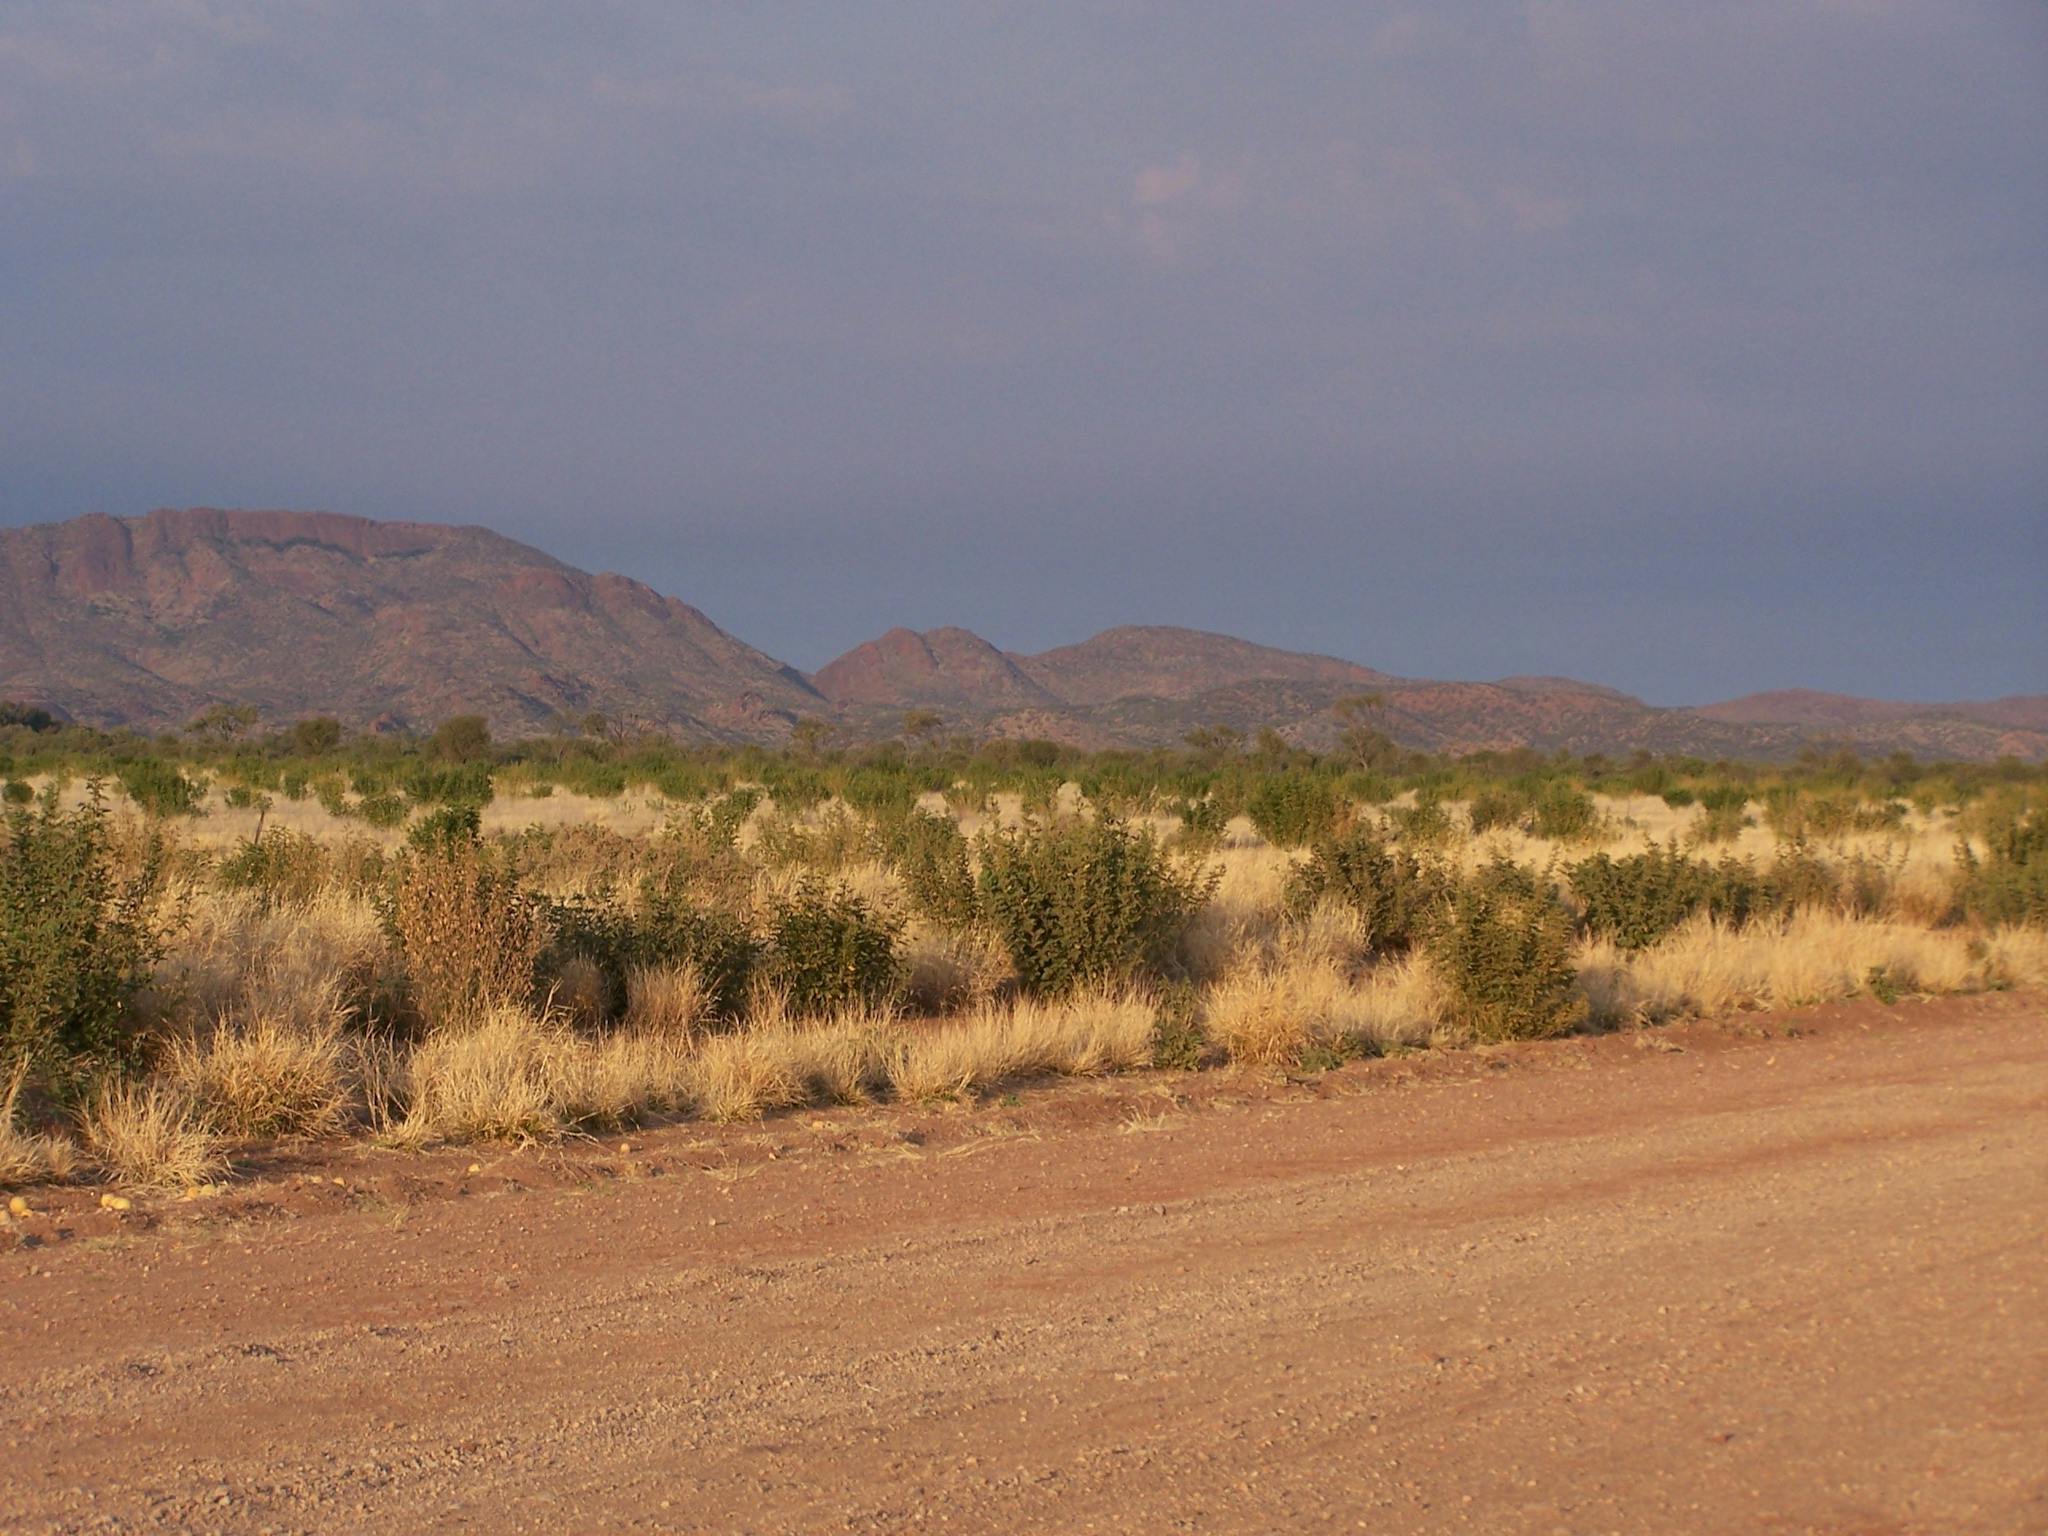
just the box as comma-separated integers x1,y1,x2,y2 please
1567,843,1770,952
358,792,408,829
1528,782,1598,840
1,788,175,1089
217,829,335,909
1245,773,1342,848
762,878,902,1017
1286,826,1441,956
976,813,1217,996
1466,787,1525,834
394,847,551,1030
117,759,205,818
882,809,977,928
1428,859,1585,1042
1957,806,2048,926
406,803,483,855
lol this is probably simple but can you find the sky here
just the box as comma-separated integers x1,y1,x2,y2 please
2,1,2044,705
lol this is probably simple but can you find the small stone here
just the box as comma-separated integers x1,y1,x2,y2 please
7,1196,29,1217
618,1142,632,1155
100,1193,132,1212
467,1163,482,1174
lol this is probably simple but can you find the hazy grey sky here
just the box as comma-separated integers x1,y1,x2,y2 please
3,2,2044,703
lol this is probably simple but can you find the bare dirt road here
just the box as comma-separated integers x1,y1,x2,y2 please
5,993,2045,1535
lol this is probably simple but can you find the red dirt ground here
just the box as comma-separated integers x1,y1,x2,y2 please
4,991,2044,1534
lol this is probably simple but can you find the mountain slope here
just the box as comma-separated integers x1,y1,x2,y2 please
812,627,1059,714
0,508,822,735
1014,626,1394,705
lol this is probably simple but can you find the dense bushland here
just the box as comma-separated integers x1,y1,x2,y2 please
2,718,2045,1190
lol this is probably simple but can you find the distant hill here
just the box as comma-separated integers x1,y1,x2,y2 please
2,508,2040,761
0,508,822,736
816,626,2048,762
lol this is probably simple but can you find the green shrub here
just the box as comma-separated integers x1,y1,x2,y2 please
402,762,495,808
1428,859,1585,1043
698,787,763,845
976,813,1217,996
763,878,901,1016
840,766,917,824
1529,782,1598,840
1466,787,1525,834
1172,796,1229,850
407,803,483,855
1,781,32,805
752,805,872,872
1659,786,1696,809
359,792,409,829
117,758,205,818
1567,843,1768,951
217,829,334,909
1957,807,2048,926
1286,827,1441,955
1,787,175,1088
1149,985,1208,1070
1764,842,1841,913
1387,793,1455,845
1689,787,1751,845
1245,773,1341,848
883,809,977,928
628,886,761,1020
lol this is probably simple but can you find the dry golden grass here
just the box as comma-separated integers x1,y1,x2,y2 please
1576,909,1994,1028
80,1081,225,1189
690,1027,809,1123
1178,844,1297,983
394,1007,561,1143
547,1028,694,1130
1980,926,2048,991
887,989,1154,1102
1201,951,1448,1068
1,1064,78,1187
159,887,390,1033
901,920,1010,1014
169,1015,350,1139
624,963,712,1037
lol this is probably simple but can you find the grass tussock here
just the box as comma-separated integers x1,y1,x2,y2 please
1,1063,78,1186
169,1014,350,1139
624,963,712,1037
80,1080,225,1189
1203,951,1449,1069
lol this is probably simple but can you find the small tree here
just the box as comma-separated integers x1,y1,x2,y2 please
431,714,493,762
288,717,343,754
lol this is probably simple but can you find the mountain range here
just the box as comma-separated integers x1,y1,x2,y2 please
2,508,2042,763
